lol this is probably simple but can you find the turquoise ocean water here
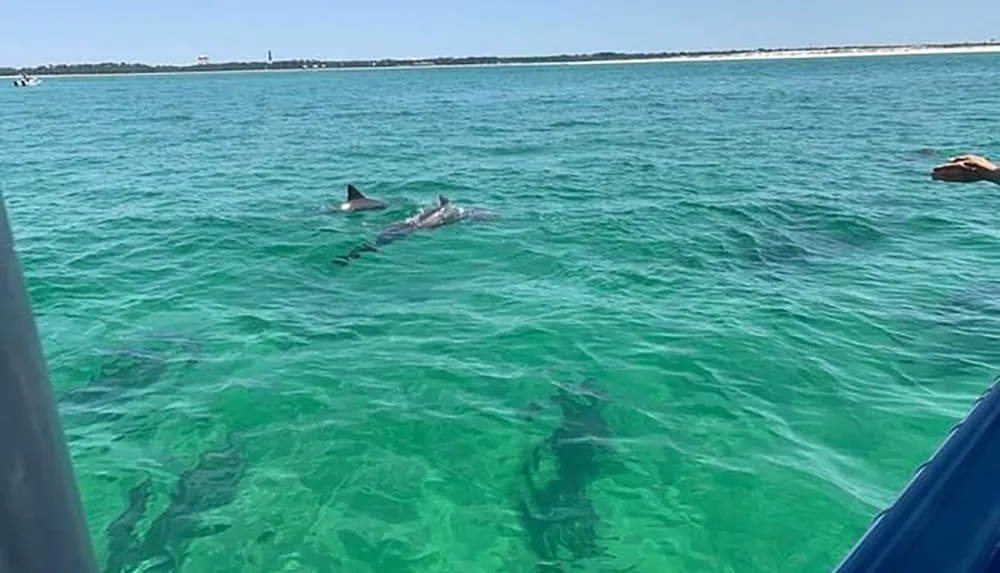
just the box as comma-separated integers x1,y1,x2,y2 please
3,52,1000,572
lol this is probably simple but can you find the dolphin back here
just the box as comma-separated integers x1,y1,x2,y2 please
332,197,497,267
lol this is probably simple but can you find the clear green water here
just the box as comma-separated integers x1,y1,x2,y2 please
3,53,1000,572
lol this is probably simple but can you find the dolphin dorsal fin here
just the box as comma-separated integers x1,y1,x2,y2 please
437,195,450,206
347,185,364,201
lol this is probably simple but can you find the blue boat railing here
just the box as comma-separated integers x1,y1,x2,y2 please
833,375,1000,573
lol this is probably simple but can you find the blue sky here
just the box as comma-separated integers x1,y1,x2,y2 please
3,0,999,67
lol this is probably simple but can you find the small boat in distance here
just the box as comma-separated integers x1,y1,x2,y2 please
12,73,41,87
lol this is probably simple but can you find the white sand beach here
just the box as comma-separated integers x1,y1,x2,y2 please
586,43,1000,66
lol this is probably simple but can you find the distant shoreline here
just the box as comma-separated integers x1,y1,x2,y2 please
5,42,1000,79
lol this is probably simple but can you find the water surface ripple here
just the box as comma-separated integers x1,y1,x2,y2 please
2,54,1000,572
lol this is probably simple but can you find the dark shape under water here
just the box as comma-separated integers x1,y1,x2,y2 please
938,281,1000,324
62,349,168,405
516,379,621,573
337,529,423,573
103,478,153,573
106,432,247,573
255,530,276,545
917,147,938,158
61,337,203,408
333,194,498,266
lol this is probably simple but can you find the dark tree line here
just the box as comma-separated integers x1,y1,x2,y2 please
3,41,997,77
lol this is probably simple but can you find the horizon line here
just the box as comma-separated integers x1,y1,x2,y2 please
6,39,1000,70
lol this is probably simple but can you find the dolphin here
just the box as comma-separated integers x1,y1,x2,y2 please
335,184,387,213
516,380,624,573
333,194,497,266
126,432,248,572
59,338,202,416
103,477,153,573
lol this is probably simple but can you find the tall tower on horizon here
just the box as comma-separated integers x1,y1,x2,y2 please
267,50,273,63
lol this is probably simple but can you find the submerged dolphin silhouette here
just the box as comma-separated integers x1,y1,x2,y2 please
333,194,497,266
103,478,153,573
336,184,387,212
517,380,625,573
104,433,247,573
